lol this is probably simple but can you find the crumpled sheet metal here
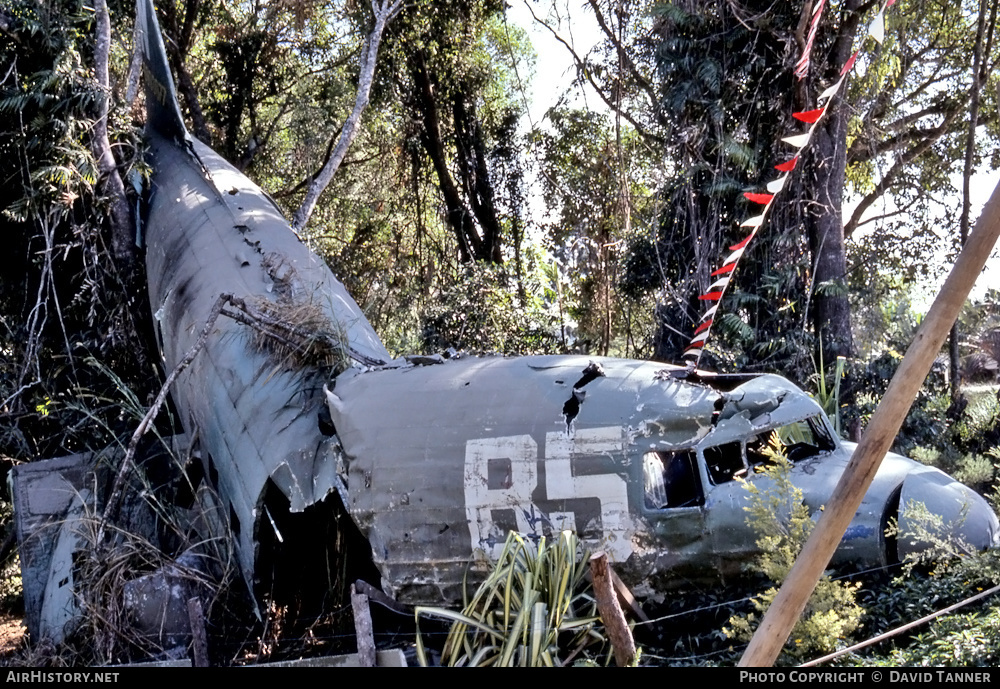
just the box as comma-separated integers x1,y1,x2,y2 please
144,132,390,590
327,355,723,602
328,355,1000,603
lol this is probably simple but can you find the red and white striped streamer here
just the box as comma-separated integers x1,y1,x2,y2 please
682,0,896,366
794,0,828,79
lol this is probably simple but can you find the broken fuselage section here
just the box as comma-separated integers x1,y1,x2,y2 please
324,355,1000,602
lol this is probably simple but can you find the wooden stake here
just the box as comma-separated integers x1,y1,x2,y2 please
187,597,209,667
589,552,636,667
739,178,1000,666
351,584,376,667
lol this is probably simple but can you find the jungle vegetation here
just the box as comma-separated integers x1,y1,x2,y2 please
3,0,1000,665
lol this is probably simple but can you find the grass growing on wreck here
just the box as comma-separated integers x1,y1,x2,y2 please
232,296,354,374
414,531,608,667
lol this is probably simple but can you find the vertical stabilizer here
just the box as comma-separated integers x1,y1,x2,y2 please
136,0,187,141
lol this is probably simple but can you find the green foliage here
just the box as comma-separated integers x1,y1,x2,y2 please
887,500,979,573
420,262,559,355
955,453,998,493
414,531,606,667
724,439,863,661
882,608,1000,667
535,108,656,357
844,350,952,458
0,0,158,461
811,350,846,436
859,531,1000,667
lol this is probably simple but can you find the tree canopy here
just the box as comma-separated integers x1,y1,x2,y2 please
3,0,1000,445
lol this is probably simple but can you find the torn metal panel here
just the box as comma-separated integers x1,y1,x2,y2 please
327,355,720,601
138,0,390,596
11,435,207,645
327,355,1000,603
11,453,92,641
122,547,215,650
143,130,382,592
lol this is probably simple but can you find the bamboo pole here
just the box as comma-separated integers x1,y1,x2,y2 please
739,177,1000,666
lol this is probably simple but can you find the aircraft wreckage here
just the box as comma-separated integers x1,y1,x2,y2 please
13,0,1000,644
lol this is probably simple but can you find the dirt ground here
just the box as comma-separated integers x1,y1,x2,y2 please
0,614,26,659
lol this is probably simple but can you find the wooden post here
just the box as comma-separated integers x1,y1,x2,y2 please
589,552,636,667
186,597,209,667
739,177,1000,666
351,584,376,667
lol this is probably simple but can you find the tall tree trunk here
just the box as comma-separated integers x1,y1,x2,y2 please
808,110,854,362
93,0,137,275
950,0,994,401
453,95,503,263
410,53,481,262
805,0,863,363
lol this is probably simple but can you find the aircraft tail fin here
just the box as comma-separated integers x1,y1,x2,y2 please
136,0,187,141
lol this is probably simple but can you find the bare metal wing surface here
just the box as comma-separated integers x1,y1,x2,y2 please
138,0,389,593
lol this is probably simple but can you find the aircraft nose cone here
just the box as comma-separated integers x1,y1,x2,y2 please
896,465,1000,561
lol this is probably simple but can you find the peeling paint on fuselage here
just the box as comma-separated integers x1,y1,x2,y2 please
326,355,1000,604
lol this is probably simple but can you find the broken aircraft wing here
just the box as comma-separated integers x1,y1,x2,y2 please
138,0,389,596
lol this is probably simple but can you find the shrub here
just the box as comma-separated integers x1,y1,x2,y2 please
414,531,608,666
724,437,863,661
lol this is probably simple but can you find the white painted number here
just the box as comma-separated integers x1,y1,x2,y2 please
463,427,632,560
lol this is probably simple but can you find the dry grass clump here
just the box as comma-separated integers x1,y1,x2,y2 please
223,296,352,373
5,439,234,666
72,520,227,664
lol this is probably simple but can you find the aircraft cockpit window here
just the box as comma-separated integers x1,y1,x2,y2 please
643,450,704,509
747,415,836,466
704,442,746,485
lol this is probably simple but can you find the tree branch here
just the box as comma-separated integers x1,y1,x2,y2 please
99,293,230,540
91,0,136,273
292,0,402,231
844,111,962,238
523,1,663,146
848,99,962,164
584,0,658,111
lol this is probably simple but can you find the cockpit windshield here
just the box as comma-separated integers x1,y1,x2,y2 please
704,414,836,486
750,414,836,464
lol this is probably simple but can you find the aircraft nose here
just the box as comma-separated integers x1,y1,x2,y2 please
895,465,1000,561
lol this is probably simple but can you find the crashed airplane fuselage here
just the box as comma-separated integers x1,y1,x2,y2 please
136,0,998,606
326,356,999,601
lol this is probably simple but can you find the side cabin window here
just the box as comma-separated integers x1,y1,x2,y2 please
643,450,704,509
704,442,746,485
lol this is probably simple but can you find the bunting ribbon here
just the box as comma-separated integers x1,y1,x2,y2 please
794,0,827,79
682,0,896,366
